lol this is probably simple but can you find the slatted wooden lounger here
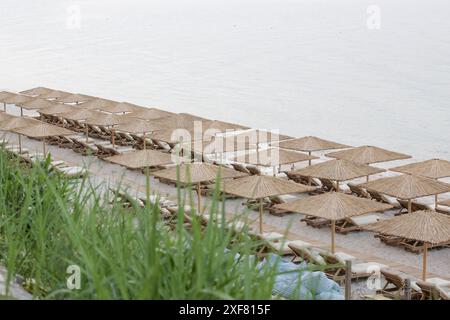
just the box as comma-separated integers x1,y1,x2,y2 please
319,251,387,284
231,163,251,174
378,269,421,299
348,183,371,199
301,215,330,228
318,178,338,192
366,190,400,208
335,214,381,234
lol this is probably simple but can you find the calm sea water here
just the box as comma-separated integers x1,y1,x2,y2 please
1,0,449,160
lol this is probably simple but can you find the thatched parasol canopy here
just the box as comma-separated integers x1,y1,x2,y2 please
0,112,13,122
0,116,40,130
390,159,450,179
0,91,15,101
100,102,140,113
115,119,161,134
38,104,75,115
274,136,350,152
218,175,316,232
59,108,103,121
276,192,392,221
57,93,94,104
19,98,59,110
291,159,385,182
326,145,411,164
148,128,205,145
19,87,54,96
203,120,250,133
217,175,315,200
84,113,128,126
2,94,34,105
233,130,294,145
178,136,256,157
152,162,247,185
275,192,393,253
12,123,74,138
38,90,72,100
105,149,174,169
364,210,450,280
359,174,450,200
126,107,174,120
365,210,450,245
231,148,317,167
78,98,119,111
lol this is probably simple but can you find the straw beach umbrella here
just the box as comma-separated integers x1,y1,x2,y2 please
0,91,15,111
115,119,161,149
19,87,54,96
390,159,450,180
100,102,140,114
217,175,316,233
126,107,175,120
231,148,318,175
85,113,128,146
234,130,294,147
58,93,94,104
390,159,450,208
11,122,73,154
290,159,385,191
152,163,248,213
19,98,60,110
38,104,75,115
274,136,351,165
0,116,40,152
275,192,393,253
105,149,175,201
359,174,450,213
326,145,411,165
38,90,72,100
78,98,119,111
364,211,450,280
2,94,34,116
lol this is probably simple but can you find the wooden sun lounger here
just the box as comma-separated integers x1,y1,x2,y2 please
335,214,381,234
374,233,404,246
400,239,449,254
246,165,262,175
318,178,338,192
55,166,88,178
319,251,387,284
378,269,421,299
416,280,443,300
231,163,251,174
301,215,330,228
348,183,371,199
366,190,400,208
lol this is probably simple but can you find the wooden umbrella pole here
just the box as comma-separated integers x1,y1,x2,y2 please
272,166,276,177
85,125,89,143
435,194,438,210
422,243,428,281
18,134,22,153
111,128,116,147
331,220,336,254
3,103,5,111
143,132,147,150
145,167,150,204
408,199,412,213
20,107,23,117
43,139,46,156
259,198,263,233
366,175,370,182
197,182,202,214
336,181,340,192
308,151,312,166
